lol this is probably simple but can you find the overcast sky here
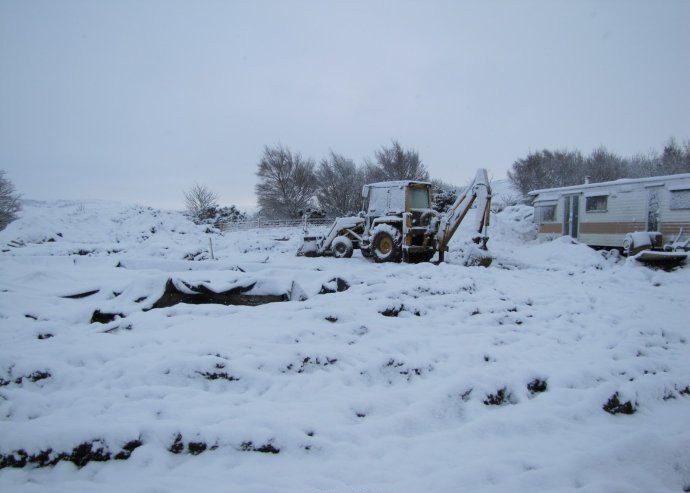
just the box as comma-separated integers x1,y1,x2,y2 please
1,0,689,209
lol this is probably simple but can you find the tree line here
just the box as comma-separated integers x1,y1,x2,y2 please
255,140,430,219
508,138,690,195
4,137,687,231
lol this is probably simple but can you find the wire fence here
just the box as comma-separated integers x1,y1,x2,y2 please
218,217,336,232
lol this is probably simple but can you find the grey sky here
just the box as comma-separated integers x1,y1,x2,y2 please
1,0,689,210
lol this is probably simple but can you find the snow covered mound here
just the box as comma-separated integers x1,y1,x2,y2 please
1,200,689,493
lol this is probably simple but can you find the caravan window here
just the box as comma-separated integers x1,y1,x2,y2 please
670,189,690,210
585,195,607,212
537,204,556,222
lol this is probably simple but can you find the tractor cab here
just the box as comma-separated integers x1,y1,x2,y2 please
361,181,433,217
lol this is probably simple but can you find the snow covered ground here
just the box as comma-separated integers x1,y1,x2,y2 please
1,200,689,493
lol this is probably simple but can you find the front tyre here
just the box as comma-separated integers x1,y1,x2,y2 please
371,225,402,263
332,235,354,258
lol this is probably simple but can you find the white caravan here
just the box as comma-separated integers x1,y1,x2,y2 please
529,173,690,253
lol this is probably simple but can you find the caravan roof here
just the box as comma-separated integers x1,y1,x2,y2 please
529,173,690,197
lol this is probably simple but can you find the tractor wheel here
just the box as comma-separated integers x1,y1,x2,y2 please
332,236,354,258
371,225,402,263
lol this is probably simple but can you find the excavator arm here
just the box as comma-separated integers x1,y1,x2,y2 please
434,168,492,262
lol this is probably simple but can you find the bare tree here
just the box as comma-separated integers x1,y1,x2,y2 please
627,152,657,178
315,151,365,216
584,147,625,183
255,145,317,219
0,170,21,231
184,184,219,224
508,149,584,195
365,140,429,182
658,138,690,175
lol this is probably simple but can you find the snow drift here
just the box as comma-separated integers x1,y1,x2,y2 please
0,200,689,493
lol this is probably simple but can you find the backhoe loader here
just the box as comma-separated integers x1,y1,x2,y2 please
297,169,492,265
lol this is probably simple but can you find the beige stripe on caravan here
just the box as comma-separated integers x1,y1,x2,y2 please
539,223,562,234
660,222,690,236
579,222,645,234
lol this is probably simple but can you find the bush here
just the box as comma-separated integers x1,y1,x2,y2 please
213,205,247,227
184,184,219,224
0,170,21,231
431,180,459,214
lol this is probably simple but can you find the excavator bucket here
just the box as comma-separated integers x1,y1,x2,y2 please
463,244,493,267
296,235,322,257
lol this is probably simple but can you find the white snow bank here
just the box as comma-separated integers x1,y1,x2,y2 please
1,200,689,493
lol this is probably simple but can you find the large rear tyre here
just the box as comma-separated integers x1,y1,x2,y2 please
332,236,354,258
371,225,402,263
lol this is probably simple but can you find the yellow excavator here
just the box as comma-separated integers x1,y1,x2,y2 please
297,169,492,265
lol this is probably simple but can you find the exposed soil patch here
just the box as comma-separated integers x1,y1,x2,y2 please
603,393,636,415
90,310,124,324
196,369,239,382
483,387,514,406
113,440,143,460
1,371,52,387
527,378,548,394
380,305,403,317
187,441,208,455
168,434,217,455
240,441,280,454
0,439,142,469
382,358,430,381
379,304,421,317
183,250,209,261
284,356,338,373
17,371,51,384
169,434,184,454
71,249,94,256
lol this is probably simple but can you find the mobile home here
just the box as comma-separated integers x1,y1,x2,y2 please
529,173,690,250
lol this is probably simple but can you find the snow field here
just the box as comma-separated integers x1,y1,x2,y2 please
1,200,689,492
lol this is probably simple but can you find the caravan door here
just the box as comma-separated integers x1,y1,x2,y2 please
646,186,662,232
562,194,580,238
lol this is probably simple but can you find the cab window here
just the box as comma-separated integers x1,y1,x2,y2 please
409,187,430,209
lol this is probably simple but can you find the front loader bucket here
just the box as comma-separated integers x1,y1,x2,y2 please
296,236,322,257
